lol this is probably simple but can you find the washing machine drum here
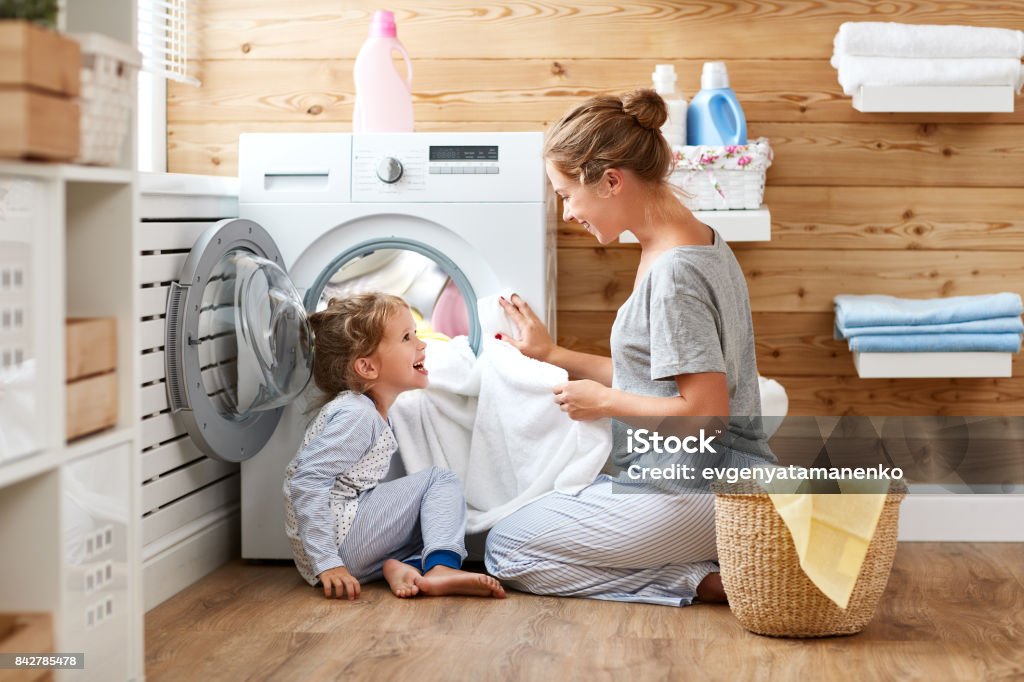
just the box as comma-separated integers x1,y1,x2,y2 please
165,218,481,463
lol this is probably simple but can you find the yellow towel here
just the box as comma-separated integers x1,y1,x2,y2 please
762,478,889,609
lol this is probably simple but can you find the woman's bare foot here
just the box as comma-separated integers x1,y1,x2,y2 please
696,571,728,603
382,558,421,598
414,565,506,599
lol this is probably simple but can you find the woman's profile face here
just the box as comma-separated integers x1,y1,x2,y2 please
545,161,621,245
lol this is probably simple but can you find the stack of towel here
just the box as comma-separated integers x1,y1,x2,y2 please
834,292,1024,353
831,22,1024,96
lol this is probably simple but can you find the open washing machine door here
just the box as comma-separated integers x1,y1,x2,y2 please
165,219,313,463
166,218,485,464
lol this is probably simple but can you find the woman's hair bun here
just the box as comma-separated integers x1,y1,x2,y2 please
621,89,667,132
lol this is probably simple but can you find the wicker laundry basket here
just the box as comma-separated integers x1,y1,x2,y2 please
711,479,906,638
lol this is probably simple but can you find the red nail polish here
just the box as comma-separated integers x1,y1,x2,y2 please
495,333,502,339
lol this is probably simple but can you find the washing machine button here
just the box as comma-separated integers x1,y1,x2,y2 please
376,157,404,184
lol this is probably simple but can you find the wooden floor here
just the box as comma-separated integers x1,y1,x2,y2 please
146,543,1024,681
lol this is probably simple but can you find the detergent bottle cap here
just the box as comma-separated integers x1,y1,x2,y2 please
369,10,397,38
701,61,730,90
651,64,678,95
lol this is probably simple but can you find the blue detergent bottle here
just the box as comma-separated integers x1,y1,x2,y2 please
687,62,747,146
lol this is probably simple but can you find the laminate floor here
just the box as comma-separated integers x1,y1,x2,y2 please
145,543,1024,681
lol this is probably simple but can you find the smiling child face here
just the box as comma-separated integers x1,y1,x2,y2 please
370,306,429,394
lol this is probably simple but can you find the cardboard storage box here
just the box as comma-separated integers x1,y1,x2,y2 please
0,20,81,161
65,317,118,441
0,612,54,682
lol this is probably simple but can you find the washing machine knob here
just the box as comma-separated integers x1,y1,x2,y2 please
376,157,404,184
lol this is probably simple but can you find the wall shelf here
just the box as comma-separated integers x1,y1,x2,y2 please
853,85,1016,113
853,351,1013,378
619,204,771,243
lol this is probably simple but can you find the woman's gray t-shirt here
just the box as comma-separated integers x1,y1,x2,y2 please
609,228,776,467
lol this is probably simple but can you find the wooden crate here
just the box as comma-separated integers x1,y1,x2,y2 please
0,20,81,161
65,317,118,441
0,612,54,682
0,89,79,161
0,21,81,96
65,317,117,382
66,372,118,442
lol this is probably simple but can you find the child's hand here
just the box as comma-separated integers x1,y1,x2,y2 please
319,566,361,600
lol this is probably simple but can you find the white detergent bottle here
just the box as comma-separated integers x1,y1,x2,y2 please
352,10,414,132
651,64,687,147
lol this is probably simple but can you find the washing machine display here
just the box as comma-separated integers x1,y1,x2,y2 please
165,132,553,558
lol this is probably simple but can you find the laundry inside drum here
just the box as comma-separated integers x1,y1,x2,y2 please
318,248,470,340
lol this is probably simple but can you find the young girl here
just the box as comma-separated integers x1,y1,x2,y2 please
284,292,505,600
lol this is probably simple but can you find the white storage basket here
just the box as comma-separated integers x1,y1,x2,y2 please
73,33,142,166
670,138,773,211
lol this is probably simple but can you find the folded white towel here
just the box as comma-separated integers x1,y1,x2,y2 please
834,22,1024,59
391,337,612,533
831,55,1024,96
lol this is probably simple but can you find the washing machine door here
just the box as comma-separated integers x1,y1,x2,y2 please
164,219,313,463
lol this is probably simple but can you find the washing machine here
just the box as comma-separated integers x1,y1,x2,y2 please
163,132,554,559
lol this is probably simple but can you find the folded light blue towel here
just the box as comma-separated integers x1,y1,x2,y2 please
834,293,1023,329
835,316,1024,339
848,333,1022,353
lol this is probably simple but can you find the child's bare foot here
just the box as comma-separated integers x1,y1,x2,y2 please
414,565,506,599
383,558,421,598
696,571,728,603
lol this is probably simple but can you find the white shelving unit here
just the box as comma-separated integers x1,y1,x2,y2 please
853,351,1013,379
0,3,143,680
0,160,143,681
619,204,771,243
853,85,1016,113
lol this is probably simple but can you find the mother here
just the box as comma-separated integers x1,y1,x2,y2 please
484,90,776,606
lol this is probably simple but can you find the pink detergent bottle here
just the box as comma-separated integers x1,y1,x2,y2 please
352,10,414,132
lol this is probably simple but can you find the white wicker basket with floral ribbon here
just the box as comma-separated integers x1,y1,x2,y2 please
670,138,773,210
72,33,142,166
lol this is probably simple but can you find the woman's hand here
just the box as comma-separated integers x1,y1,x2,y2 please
497,294,556,362
553,380,613,421
319,565,361,600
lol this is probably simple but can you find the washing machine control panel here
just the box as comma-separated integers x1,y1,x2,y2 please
352,133,545,203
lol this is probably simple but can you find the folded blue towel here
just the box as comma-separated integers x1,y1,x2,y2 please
835,316,1024,339
848,333,1022,353
834,293,1023,329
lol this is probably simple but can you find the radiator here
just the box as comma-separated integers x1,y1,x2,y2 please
136,173,240,610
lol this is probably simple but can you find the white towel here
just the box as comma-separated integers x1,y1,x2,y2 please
834,22,1024,59
391,337,612,533
476,288,520,340
830,55,1024,96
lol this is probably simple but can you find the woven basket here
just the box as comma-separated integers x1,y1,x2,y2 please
72,33,141,166
671,168,766,210
712,480,906,638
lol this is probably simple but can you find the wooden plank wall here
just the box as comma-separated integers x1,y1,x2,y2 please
167,0,1024,416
